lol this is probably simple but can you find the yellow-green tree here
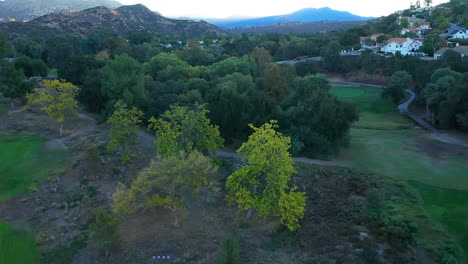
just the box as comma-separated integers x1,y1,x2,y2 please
148,104,224,157
226,121,306,231
107,101,144,164
26,80,79,136
113,151,218,227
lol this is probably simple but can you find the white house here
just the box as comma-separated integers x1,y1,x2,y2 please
400,28,423,37
441,24,468,39
434,45,468,59
381,38,423,55
452,30,468,40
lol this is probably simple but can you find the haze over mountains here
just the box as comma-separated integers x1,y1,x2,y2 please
0,4,224,38
205,7,374,29
0,0,122,21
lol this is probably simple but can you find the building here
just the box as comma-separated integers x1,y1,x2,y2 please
419,21,431,30
400,28,424,37
440,24,468,39
398,16,425,27
434,45,468,59
360,34,384,48
381,38,423,55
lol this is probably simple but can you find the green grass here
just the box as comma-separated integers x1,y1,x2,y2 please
0,131,67,200
0,222,38,264
0,132,67,263
333,85,468,261
47,69,58,75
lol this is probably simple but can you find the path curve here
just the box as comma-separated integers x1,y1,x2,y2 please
398,89,468,148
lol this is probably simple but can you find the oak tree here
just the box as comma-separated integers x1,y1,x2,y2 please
226,121,306,231
113,151,218,227
107,102,144,164
148,104,224,157
26,80,79,136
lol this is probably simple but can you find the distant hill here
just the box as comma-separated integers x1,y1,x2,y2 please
0,4,225,38
228,21,367,34
206,7,373,29
0,0,123,21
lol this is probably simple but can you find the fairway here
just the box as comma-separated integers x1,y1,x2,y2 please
0,131,66,200
0,132,67,264
0,222,38,264
329,86,366,98
333,85,468,261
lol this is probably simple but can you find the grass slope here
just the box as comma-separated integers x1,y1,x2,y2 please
0,222,38,264
0,131,66,200
0,131,67,264
332,85,468,262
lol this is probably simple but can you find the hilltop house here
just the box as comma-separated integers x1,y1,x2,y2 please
381,38,423,55
400,28,424,37
441,24,468,39
434,45,468,59
398,15,425,27
419,21,431,30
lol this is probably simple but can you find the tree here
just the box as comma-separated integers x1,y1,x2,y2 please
101,53,147,116
0,33,12,59
400,18,409,29
424,0,432,7
148,105,224,157
320,41,343,72
360,50,380,74
216,235,241,264
89,209,119,257
226,121,306,231
107,102,144,164
14,56,47,78
206,73,274,142
440,50,462,71
0,63,35,108
249,47,273,78
263,63,290,102
383,71,412,104
113,151,218,227
279,74,358,156
26,80,79,136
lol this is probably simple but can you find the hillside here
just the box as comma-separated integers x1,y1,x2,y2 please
0,0,122,21
228,21,366,34
207,7,373,29
0,4,225,38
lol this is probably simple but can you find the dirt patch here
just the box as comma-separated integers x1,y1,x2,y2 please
405,134,468,164
45,139,68,151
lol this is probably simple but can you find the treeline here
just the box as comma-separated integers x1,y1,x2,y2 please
0,30,358,157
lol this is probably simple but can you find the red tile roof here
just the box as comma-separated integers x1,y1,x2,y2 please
386,38,408,45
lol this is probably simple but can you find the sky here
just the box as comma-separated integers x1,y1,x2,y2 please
118,0,449,19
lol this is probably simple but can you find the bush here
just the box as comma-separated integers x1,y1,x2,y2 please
216,235,241,264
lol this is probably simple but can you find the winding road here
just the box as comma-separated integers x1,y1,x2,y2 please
398,89,468,148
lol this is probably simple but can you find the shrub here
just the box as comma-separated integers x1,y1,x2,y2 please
216,235,241,264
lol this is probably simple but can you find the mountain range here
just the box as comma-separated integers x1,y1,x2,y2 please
206,7,373,29
0,0,122,21
0,4,225,38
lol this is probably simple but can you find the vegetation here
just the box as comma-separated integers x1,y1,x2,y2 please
113,151,218,227
148,105,224,157
0,131,66,200
26,80,79,136
216,235,241,264
0,222,38,264
107,101,144,163
89,209,119,257
226,121,306,231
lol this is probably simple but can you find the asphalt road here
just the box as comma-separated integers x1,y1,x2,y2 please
398,89,468,148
